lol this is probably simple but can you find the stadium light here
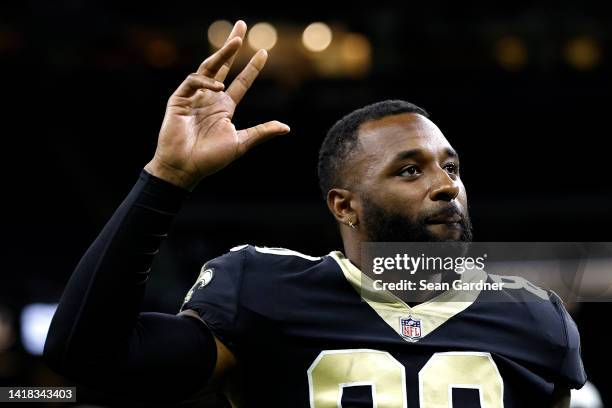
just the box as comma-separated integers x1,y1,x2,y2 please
247,22,277,50
340,33,371,75
20,303,57,355
207,20,233,49
564,36,601,70
302,22,333,52
495,36,527,71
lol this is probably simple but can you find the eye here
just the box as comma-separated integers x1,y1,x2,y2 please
443,162,459,174
399,165,421,177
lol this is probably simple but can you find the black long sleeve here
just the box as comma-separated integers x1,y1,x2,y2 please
43,170,217,403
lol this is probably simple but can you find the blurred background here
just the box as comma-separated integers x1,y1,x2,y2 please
2,0,611,406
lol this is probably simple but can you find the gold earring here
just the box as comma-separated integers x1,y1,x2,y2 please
348,220,357,229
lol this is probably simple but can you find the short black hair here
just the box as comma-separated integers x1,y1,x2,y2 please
317,99,429,200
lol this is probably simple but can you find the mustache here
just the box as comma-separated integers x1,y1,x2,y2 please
359,193,474,243
421,204,465,223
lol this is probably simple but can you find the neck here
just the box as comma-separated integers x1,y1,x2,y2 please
341,226,363,268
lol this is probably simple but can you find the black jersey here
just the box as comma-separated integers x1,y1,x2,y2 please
181,244,586,407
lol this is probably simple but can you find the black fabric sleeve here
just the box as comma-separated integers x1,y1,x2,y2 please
550,292,587,389
43,170,218,403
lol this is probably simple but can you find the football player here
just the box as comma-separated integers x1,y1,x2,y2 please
44,20,585,407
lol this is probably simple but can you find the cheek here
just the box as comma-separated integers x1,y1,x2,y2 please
361,179,427,219
383,188,423,220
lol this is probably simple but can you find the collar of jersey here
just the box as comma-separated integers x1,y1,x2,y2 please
329,251,486,342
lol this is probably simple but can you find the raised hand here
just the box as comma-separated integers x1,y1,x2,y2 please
145,20,290,190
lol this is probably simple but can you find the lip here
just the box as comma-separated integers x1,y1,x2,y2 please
425,214,462,225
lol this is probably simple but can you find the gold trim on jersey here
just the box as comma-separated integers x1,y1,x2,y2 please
329,251,486,342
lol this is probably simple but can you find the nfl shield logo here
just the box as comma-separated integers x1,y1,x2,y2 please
400,316,422,341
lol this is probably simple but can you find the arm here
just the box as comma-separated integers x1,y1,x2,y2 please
547,293,586,408
43,20,289,403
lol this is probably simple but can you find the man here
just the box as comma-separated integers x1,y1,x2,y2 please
44,21,585,407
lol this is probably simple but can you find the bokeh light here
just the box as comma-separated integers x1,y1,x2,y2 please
340,32,372,76
302,22,333,52
145,38,178,68
207,20,233,49
248,22,278,50
495,36,527,71
564,36,601,70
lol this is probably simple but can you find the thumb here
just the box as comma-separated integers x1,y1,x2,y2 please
237,120,291,154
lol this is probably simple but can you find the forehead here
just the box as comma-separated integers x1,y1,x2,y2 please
357,113,451,158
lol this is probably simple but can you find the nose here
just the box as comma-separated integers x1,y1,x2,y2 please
429,169,460,202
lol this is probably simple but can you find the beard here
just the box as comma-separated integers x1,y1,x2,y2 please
360,196,473,243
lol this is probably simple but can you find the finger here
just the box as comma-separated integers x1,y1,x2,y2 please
237,120,290,155
215,20,247,82
197,37,242,78
173,73,225,97
226,49,268,104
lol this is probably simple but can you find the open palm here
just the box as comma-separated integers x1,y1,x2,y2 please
146,21,290,189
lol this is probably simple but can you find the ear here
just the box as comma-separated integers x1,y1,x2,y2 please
326,188,359,225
